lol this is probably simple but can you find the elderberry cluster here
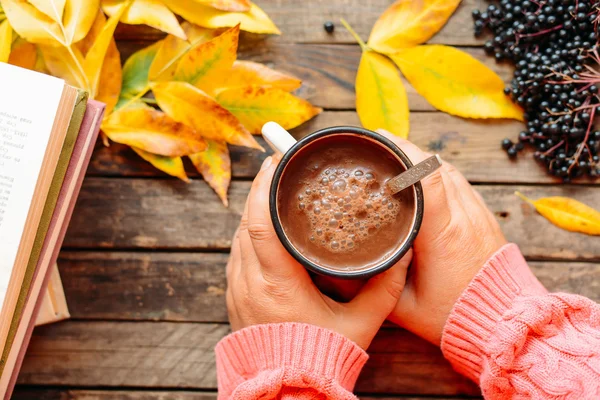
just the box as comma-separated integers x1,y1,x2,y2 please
473,0,600,180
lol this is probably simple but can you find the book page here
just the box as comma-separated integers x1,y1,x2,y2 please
0,63,64,309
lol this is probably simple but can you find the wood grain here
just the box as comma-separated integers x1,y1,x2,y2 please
115,42,512,111
114,0,486,46
17,322,479,396
11,389,469,400
63,179,600,260
89,111,599,185
57,251,600,323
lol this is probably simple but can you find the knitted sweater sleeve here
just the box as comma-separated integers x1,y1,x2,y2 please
215,323,367,399
441,243,600,399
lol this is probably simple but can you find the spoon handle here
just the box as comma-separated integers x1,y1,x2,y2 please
386,155,442,195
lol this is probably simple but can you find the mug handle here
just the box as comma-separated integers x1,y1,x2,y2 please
261,122,297,155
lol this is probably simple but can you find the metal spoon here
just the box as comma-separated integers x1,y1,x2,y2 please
385,155,442,195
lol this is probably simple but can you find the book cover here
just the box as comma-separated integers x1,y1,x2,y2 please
0,100,105,399
0,89,87,375
0,64,77,365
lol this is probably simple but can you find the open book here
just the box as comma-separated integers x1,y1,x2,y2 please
0,62,104,398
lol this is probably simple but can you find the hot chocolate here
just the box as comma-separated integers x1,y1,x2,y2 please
277,134,416,272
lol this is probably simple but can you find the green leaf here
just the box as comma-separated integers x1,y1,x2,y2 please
118,40,161,108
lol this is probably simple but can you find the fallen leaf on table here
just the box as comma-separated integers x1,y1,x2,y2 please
102,0,186,39
63,0,101,44
356,50,409,138
28,0,65,23
367,0,460,54
202,60,301,96
102,102,207,156
0,19,11,62
516,191,600,235
118,40,161,108
193,0,250,12
148,22,217,82
1,0,64,45
167,0,279,34
152,81,263,150
7,0,99,46
173,24,239,90
216,86,321,134
8,38,37,69
391,45,524,121
38,43,88,88
96,38,122,115
83,1,129,98
76,10,122,114
132,146,189,182
189,140,231,206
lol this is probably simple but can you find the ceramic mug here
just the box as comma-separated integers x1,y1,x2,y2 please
263,123,424,279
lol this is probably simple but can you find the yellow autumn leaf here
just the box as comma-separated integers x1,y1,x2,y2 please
28,0,65,23
83,1,129,97
152,81,263,150
167,0,279,34
192,0,250,12
102,0,186,39
1,0,63,45
76,11,122,114
216,86,321,134
148,22,217,82
74,7,102,55
103,103,208,156
516,192,600,235
189,140,231,206
38,43,88,88
203,60,301,96
0,19,11,62
132,147,189,182
63,0,100,44
391,45,524,121
8,38,37,69
356,50,409,138
367,0,460,53
172,24,239,89
96,38,121,115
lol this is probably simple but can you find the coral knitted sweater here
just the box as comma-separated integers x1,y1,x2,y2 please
215,244,600,399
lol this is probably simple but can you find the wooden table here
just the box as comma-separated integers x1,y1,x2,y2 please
12,0,600,398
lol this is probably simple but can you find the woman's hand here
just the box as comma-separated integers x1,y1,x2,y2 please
226,156,413,350
377,130,507,345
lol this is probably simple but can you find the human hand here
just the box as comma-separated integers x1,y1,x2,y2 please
226,156,413,350
377,130,507,345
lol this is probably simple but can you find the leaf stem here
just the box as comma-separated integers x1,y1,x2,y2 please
515,191,534,204
66,45,91,91
340,18,368,51
141,97,158,105
112,85,151,115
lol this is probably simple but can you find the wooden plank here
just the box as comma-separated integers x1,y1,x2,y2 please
115,42,512,111
88,111,598,185
11,389,469,400
57,251,600,323
63,179,600,260
17,322,479,396
58,252,229,322
114,0,484,46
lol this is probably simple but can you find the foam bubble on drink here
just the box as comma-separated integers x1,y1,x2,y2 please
295,166,402,253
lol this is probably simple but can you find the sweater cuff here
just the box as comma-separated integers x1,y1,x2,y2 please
215,323,368,397
440,243,547,382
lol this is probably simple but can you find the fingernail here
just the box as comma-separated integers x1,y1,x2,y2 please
260,156,273,171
